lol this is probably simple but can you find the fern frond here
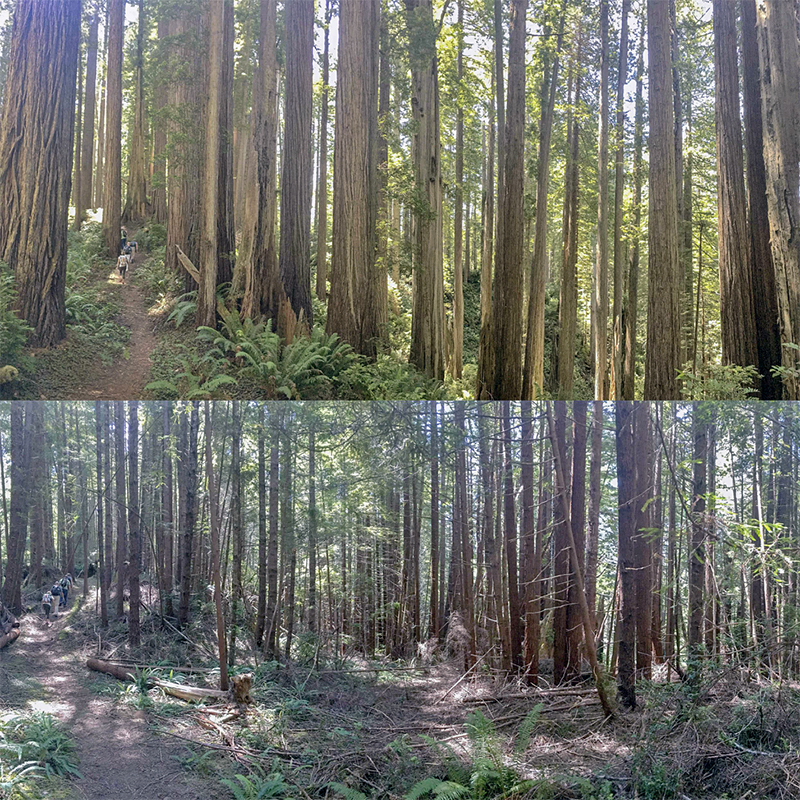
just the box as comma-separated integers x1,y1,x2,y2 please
513,704,542,754
329,782,369,800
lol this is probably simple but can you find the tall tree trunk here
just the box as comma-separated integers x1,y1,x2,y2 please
128,402,141,647
315,0,330,302
204,401,229,690
593,0,610,400
264,422,279,657
502,401,523,669
178,402,199,627
216,0,236,287
150,20,168,224
616,402,636,708
644,0,681,399
79,13,98,226
122,0,149,223
566,402,587,678
611,0,630,399
102,0,124,256
114,401,127,617
197,0,224,328
256,406,268,645
278,0,315,333
0,0,80,347
633,402,652,677
3,403,28,615
622,20,645,400
95,402,108,628
451,0,464,379
491,0,528,399
741,0,780,399
162,402,174,618
429,401,439,638
326,0,381,357
755,0,800,398
714,0,758,374
308,427,317,632
406,0,445,380
522,8,563,399
689,403,708,670
586,402,602,619
73,40,82,228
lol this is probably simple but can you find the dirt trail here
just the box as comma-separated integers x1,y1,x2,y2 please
70,234,158,400
0,605,209,800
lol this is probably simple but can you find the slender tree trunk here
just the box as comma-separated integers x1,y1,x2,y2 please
102,0,124,256
586,402,602,618
3,404,27,614
122,0,149,223
502,402,523,669
315,0,330,302
73,41,82,227
611,0,630,399
95,402,108,627
451,0,464,379
162,402,174,618
204,401,229,690
128,402,141,647
622,20,645,400
150,20,168,224
197,0,224,328
616,402,636,708
429,401,439,638
256,406,268,645
94,4,108,210
308,427,317,632
264,422,279,657
593,0,610,400
178,403,199,627
689,403,708,670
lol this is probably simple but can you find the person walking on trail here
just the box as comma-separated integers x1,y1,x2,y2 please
42,590,53,625
120,226,128,252
59,576,71,608
50,582,63,618
117,252,129,283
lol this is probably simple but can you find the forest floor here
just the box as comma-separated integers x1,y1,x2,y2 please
4,588,800,799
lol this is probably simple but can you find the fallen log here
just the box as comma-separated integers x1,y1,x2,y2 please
0,628,20,649
86,658,245,704
175,246,201,284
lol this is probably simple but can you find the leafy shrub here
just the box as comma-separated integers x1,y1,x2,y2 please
136,223,167,251
0,265,31,376
131,247,177,306
0,712,81,781
145,345,237,399
678,362,760,400
220,767,292,800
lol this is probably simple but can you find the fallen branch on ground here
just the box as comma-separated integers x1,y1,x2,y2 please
0,627,19,649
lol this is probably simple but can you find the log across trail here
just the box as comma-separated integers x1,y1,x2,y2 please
0,609,214,800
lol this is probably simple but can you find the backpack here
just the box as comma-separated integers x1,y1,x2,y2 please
60,578,69,589
51,583,61,596
43,592,53,605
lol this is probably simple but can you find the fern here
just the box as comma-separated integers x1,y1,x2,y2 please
406,778,470,800
329,782,369,800
167,293,198,328
513,704,542,754
220,771,290,800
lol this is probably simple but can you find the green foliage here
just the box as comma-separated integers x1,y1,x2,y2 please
678,362,760,400
513,705,542,754
220,769,292,800
136,223,167,251
145,346,237,399
0,265,31,380
167,292,198,328
329,782,369,800
132,248,180,306
0,713,81,783
406,778,470,800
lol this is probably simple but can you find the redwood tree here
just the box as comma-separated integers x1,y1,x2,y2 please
0,0,81,347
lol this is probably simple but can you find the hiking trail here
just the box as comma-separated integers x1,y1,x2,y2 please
0,600,212,800
70,230,158,400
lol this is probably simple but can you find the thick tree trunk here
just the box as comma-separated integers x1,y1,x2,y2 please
264,424,279,657
256,407,267,645
429,401,439,638
491,0,528,399
633,402,653,677
278,0,315,333
0,0,80,348
502,402,523,669
644,0,681,399
326,0,381,357
714,0,758,374
741,0,780,399
102,0,124,256
114,401,127,618
689,403,707,668
755,0,800,398
3,403,28,614
178,402,199,627
150,20,168,224
95,402,108,628
566,402,587,678
406,0,445,380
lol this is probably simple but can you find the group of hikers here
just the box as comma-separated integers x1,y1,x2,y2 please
41,574,73,625
116,226,139,284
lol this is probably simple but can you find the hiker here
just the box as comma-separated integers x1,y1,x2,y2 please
42,590,53,624
59,575,71,608
120,226,128,252
117,253,129,283
128,239,138,255
50,581,63,617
